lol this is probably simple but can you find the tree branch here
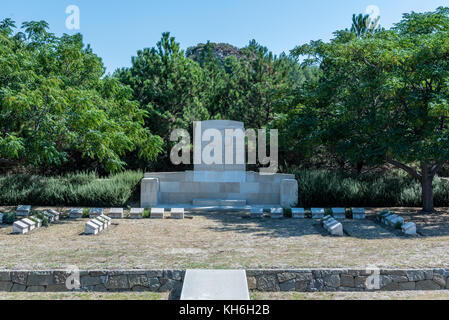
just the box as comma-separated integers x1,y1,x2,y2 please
386,157,422,181
431,158,449,176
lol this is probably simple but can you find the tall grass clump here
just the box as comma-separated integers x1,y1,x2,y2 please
292,169,449,208
0,171,143,207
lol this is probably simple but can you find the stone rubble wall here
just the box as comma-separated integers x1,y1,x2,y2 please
0,269,448,293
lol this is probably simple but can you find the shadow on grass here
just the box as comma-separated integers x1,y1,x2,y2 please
185,208,449,239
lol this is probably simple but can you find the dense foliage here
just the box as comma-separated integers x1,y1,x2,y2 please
1,7,448,211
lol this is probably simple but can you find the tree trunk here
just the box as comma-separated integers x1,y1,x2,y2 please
421,164,435,213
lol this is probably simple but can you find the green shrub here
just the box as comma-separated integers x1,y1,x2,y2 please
82,208,90,219
292,169,449,207
143,208,151,219
283,208,292,218
2,212,16,225
0,171,144,207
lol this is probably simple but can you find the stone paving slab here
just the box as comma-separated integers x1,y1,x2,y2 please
181,270,250,300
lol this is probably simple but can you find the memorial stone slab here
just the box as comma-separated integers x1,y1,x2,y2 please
250,207,264,219
33,218,42,228
21,218,36,231
270,208,284,219
0,213,3,224
332,208,346,220
90,219,104,231
381,212,394,224
150,208,164,219
43,211,55,223
85,221,100,235
69,208,83,219
100,214,112,223
384,214,399,226
130,208,144,219
16,205,31,217
13,221,29,234
402,222,417,236
311,208,325,219
352,208,366,220
109,208,124,219
171,208,185,220
292,208,305,219
89,208,104,218
181,270,250,300
96,216,109,228
389,216,404,228
47,209,60,221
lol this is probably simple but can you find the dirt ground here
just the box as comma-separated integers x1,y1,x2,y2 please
0,207,449,270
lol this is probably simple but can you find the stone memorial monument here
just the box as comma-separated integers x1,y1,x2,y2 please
141,120,298,209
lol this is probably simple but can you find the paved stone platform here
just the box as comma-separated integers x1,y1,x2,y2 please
181,270,250,300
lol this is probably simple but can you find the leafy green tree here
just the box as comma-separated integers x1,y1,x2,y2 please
116,32,209,169
0,19,162,173
290,7,449,212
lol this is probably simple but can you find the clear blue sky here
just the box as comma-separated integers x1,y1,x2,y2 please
1,0,447,73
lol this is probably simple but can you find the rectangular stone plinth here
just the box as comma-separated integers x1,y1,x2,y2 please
13,221,29,234
69,208,83,219
171,208,184,220
332,208,346,220
311,208,325,219
181,269,249,300
270,208,284,219
109,208,123,219
16,205,31,217
280,179,298,208
85,221,100,235
292,208,305,219
150,208,164,219
130,208,144,219
250,208,264,219
89,208,104,218
21,218,36,231
141,178,159,208
352,208,366,220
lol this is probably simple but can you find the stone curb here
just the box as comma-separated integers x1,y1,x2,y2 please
0,269,448,293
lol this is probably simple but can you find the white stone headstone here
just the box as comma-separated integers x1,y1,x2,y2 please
250,207,264,218
171,208,184,220
193,120,246,183
90,219,104,231
85,221,100,235
352,208,365,220
270,208,284,219
150,208,164,219
21,218,36,231
332,208,346,220
402,222,417,236
311,208,325,219
13,221,29,234
109,208,124,219
69,208,83,219
130,208,144,219
292,208,305,219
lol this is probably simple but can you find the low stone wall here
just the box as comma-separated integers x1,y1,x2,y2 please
246,269,449,292
0,269,448,293
0,270,184,296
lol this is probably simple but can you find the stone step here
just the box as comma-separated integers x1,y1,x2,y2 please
181,270,249,300
192,199,247,206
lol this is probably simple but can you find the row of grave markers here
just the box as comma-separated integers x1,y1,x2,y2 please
85,214,112,235
70,207,186,221
377,211,417,236
250,207,366,220
12,209,60,234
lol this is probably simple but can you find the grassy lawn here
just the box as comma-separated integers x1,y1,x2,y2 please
251,291,449,300
0,208,448,270
0,292,168,300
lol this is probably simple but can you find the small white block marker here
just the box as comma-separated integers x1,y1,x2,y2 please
292,208,305,219
311,208,325,219
151,208,164,219
13,221,29,234
171,208,184,220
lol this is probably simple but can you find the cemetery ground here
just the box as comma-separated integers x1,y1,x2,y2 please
1,207,449,270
